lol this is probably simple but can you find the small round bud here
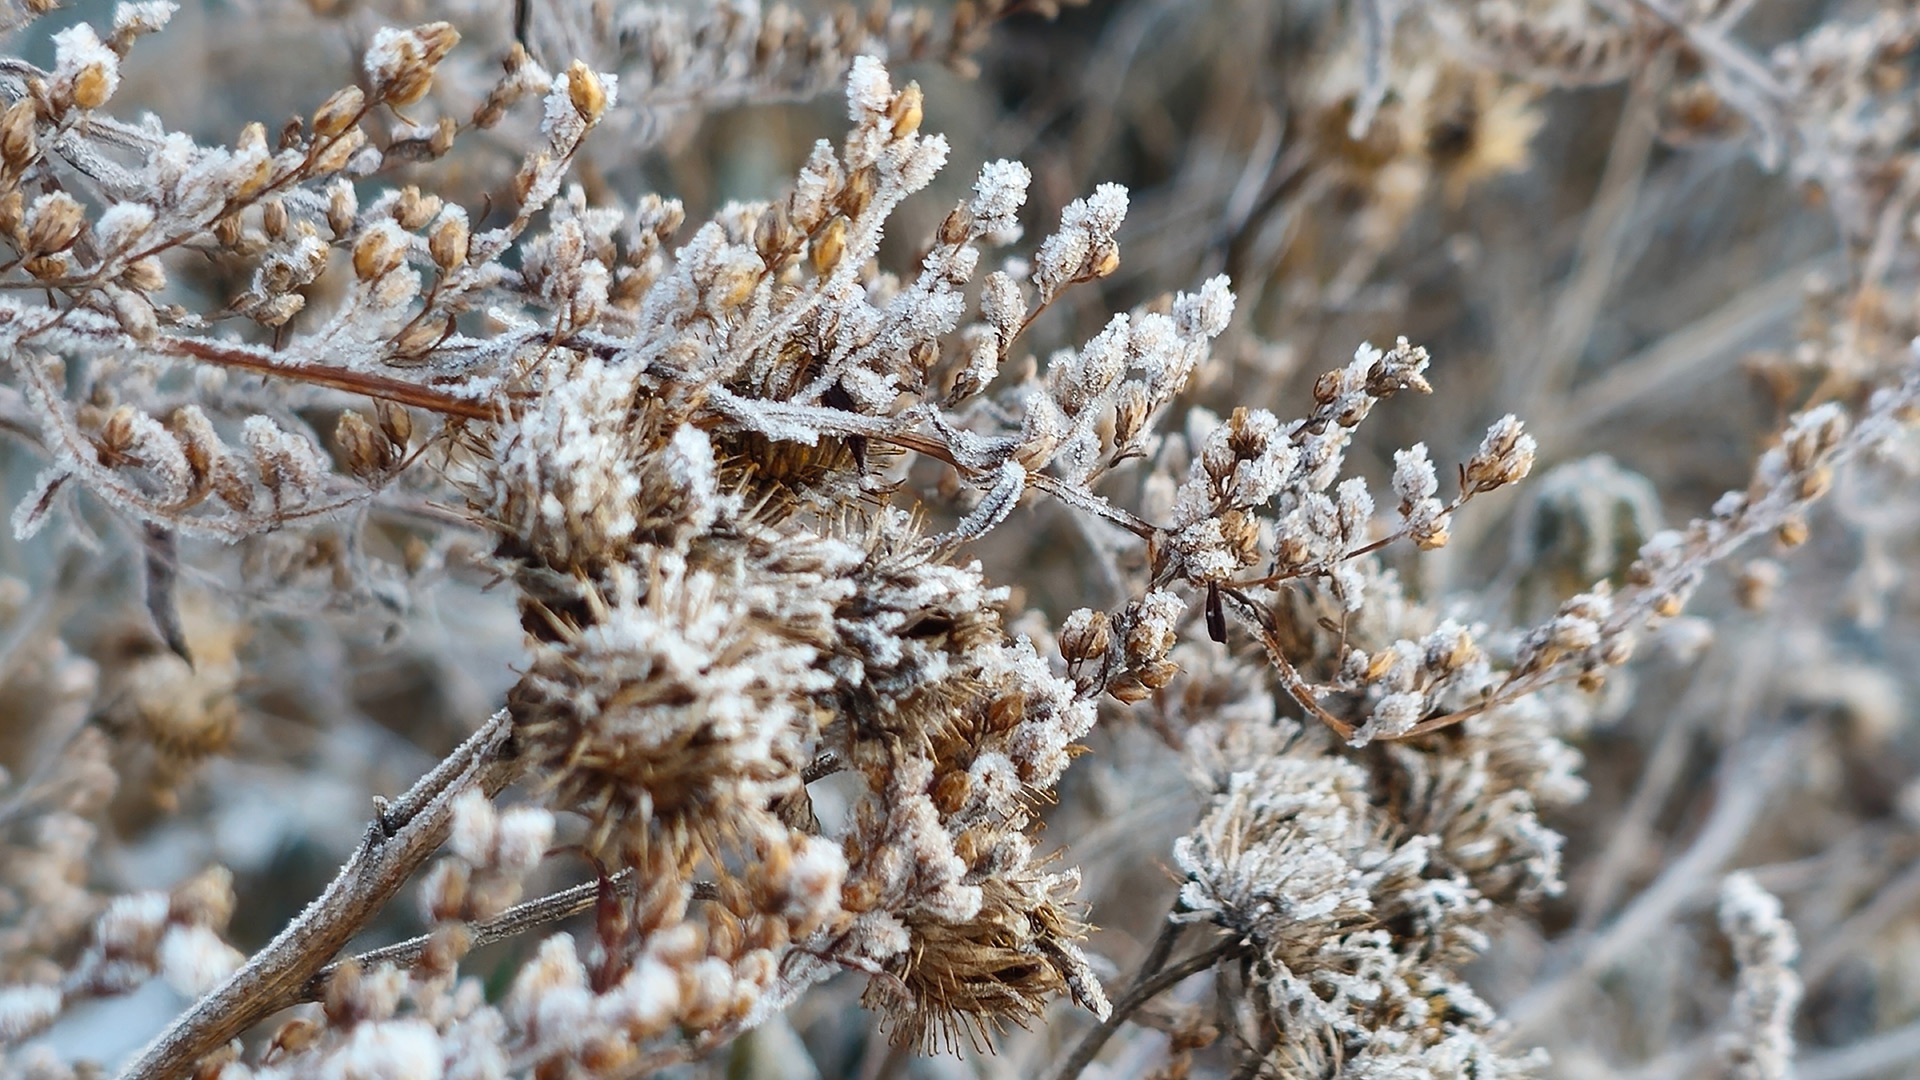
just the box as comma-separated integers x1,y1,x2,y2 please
1776,515,1809,548
939,205,973,246
428,213,468,270
24,191,84,255
352,225,405,281
1058,609,1111,662
566,61,607,125
0,99,38,172
888,82,923,138
810,215,847,276
312,86,364,138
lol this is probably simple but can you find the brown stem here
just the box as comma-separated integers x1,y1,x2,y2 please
163,336,500,421
297,872,729,1001
116,710,524,1080
1047,937,1240,1080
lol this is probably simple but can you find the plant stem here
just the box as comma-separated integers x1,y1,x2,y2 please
297,873,727,1001
116,710,523,1080
1047,931,1238,1080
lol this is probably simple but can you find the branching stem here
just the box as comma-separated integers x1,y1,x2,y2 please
1048,924,1238,1080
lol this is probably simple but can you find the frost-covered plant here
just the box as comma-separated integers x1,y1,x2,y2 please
0,1,1918,1079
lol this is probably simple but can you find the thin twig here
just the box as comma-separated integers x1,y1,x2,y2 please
116,710,524,1080
1048,936,1238,1080
299,871,727,1000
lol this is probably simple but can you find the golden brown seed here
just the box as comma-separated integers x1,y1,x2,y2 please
428,214,467,270
327,185,355,238
234,123,271,198
1776,515,1809,548
260,197,288,240
840,165,876,218
212,212,243,249
312,86,364,138
888,81,923,138
1312,370,1343,405
23,254,66,279
352,227,403,280
0,100,36,172
70,63,111,111
939,205,972,246
810,215,847,276
376,401,412,450
566,61,606,125
1113,383,1150,447
1797,465,1832,501
24,192,83,255
101,405,137,454
392,187,422,229
0,189,22,239
1058,610,1110,662
932,769,971,814
265,1018,319,1064
416,22,460,63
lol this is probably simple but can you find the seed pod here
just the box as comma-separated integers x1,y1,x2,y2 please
566,61,606,125
120,257,166,294
1090,244,1120,278
888,81,923,137
1797,465,1832,501
932,769,970,815
260,197,288,240
839,165,876,219
939,205,972,246
1113,382,1151,447
0,99,37,173
428,213,467,270
1776,515,1809,548
110,287,157,342
1058,609,1111,662
375,402,412,450
388,316,447,358
70,60,112,111
312,86,364,138
265,1018,320,1065
393,186,439,231
24,191,84,255
752,202,788,261
1226,407,1266,459
327,183,356,238
352,225,404,280
100,404,137,456
234,123,271,198
810,215,847,276
1312,369,1343,405
24,253,66,280
212,212,243,249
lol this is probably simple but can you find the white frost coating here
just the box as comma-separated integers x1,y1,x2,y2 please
52,24,120,106
334,1019,448,1080
112,2,178,35
845,54,892,121
0,984,62,1042
158,924,243,998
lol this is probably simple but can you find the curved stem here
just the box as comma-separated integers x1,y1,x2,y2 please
1048,935,1239,1080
